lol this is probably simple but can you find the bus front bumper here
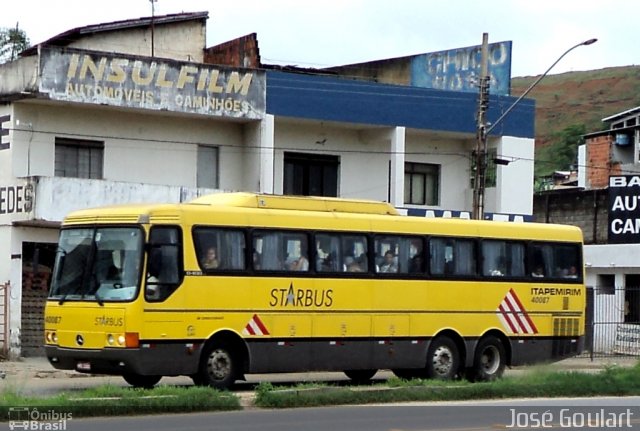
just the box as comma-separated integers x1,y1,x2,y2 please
45,343,201,377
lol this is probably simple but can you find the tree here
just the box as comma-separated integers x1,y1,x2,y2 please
534,123,586,180
0,24,30,64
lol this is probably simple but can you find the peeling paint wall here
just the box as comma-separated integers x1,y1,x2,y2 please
68,21,206,62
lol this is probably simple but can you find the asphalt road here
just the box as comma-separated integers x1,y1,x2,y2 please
37,397,640,431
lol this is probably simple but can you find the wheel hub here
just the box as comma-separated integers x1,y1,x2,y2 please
432,345,453,376
207,348,231,380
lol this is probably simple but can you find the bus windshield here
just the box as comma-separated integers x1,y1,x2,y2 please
49,227,144,303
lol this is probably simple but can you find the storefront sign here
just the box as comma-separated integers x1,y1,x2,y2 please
410,41,512,96
608,175,640,243
614,323,640,356
0,182,34,222
0,114,9,150
39,48,266,119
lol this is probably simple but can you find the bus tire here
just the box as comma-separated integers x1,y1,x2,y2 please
470,336,506,382
426,336,460,380
344,369,377,383
122,373,162,388
197,342,238,390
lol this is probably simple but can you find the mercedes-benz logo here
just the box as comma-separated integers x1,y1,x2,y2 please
76,334,84,346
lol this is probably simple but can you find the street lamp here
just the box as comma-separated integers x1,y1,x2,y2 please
472,37,598,220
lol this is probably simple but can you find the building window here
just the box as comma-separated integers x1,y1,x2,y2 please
283,152,339,197
197,145,219,189
596,274,615,295
404,162,439,205
55,138,103,179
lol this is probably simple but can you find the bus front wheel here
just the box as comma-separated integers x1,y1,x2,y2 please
197,343,238,390
470,336,506,381
122,373,162,388
426,336,460,380
344,369,377,383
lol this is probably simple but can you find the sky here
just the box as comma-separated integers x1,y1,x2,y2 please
1,0,637,77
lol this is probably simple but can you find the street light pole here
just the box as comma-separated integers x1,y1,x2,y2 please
471,37,598,220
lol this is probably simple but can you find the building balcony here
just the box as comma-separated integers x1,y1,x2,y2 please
9,176,220,227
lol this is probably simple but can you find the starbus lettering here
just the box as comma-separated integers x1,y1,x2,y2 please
269,284,333,307
94,316,124,327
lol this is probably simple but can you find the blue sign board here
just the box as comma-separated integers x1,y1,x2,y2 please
410,41,512,96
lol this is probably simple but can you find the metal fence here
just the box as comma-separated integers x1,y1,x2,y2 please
585,285,640,358
0,283,8,358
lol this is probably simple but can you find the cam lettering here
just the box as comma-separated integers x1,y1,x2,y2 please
611,218,640,235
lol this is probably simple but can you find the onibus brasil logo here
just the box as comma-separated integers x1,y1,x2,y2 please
8,407,72,430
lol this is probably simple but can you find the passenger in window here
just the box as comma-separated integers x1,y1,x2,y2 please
289,255,309,271
347,261,363,272
490,257,506,276
532,266,545,278
379,251,398,273
409,254,424,273
565,266,578,278
202,247,219,269
253,250,261,270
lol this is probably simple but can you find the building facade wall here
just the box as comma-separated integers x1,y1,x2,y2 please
11,103,247,189
533,189,608,245
68,21,206,62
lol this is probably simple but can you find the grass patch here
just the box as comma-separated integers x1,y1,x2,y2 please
255,362,640,408
0,384,241,419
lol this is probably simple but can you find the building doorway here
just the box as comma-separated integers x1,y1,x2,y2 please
21,242,57,356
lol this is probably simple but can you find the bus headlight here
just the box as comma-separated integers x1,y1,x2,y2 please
118,335,126,346
107,334,115,345
45,331,58,344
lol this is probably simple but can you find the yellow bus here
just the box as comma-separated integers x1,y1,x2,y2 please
44,193,585,388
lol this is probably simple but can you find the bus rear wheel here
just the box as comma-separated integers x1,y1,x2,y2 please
470,336,506,381
426,336,460,380
344,369,377,383
122,373,162,388
197,343,238,390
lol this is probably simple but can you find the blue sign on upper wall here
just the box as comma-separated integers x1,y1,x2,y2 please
410,41,512,96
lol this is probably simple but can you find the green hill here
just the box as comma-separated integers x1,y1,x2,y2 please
511,66,640,177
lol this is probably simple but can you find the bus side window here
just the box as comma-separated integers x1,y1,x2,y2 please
146,226,182,302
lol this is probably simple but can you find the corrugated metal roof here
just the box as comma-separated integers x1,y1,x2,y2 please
21,11,208,56
602,106,640,123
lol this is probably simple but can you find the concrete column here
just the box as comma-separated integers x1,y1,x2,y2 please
389,126,406,207
259,114,275,194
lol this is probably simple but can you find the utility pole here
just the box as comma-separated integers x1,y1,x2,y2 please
150,0,157,57
472,33,490,220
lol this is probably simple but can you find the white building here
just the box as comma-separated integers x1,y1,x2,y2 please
0,12,535,357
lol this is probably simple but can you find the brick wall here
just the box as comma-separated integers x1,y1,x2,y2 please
533,188,608,245
586,135,619,188
204,33,261,68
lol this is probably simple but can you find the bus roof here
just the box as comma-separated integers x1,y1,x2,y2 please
189,193,399,215
61,193,582,243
